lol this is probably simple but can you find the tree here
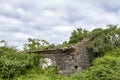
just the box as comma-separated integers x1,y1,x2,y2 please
0,40,7,47
24,38,50,51
69,28,89,44
88,24,120,56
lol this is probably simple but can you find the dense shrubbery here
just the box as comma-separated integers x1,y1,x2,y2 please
0,46,41,79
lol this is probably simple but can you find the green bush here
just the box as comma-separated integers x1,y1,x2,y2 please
0,46,41,79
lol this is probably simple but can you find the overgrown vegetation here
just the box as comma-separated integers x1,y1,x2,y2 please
14,67,71,80
88,25,120,56
0,45,41,79
0,24,120,80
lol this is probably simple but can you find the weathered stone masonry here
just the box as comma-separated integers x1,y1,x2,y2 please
32,37,96,75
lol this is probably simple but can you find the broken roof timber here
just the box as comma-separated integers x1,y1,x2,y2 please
28,47,75,54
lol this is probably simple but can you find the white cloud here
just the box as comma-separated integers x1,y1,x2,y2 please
0,0,120,49
53,26,75,33
0,15,22,25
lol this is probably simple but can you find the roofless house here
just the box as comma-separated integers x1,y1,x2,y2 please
30,37,96,75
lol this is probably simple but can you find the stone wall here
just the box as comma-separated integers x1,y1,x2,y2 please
32,37,96,75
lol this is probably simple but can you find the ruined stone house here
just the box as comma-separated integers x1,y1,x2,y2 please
31,37,96,75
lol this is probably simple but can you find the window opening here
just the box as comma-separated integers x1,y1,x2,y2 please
74,66,78,69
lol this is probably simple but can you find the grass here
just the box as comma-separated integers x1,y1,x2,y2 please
14,67,71,80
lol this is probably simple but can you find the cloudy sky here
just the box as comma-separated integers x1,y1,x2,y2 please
0,0,120,49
